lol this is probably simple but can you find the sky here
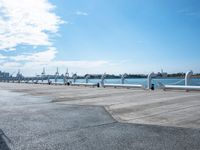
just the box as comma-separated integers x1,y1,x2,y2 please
0,0,200,76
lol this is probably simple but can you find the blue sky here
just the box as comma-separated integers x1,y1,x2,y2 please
0,0,200,76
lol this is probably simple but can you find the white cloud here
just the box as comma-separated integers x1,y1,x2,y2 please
0,0,64,50
1,62,21,69
0,54,7,59
10,47,57,62
0,48,111,75
0,0,108,75
76,11,88,16
47,60,109,69
7,59,110,76
0,1,117,76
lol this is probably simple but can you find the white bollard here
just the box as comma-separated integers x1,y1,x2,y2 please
121,73,127,84
100,73,106,87
72,74,77,83
185,70,193,86
85,75,90,83
147,72,155,90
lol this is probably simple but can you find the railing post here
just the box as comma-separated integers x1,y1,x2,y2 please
100,73,106,87
72,74,77,83
48,76,51,85
55,67,59,84
55,75,58,83
185,70,193,86
64,69,69,85
147,72,155,90
85,75,90,83
121,73,127,84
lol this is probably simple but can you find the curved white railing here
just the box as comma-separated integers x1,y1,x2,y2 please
102,73,143,89
71,74,99,87
159,70,200,91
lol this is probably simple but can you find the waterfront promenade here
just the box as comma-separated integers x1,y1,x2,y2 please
0,82,200,149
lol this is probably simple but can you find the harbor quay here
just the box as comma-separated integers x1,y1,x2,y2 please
0,82,200,150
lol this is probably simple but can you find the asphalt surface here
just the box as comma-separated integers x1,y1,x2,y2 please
0,89,200,150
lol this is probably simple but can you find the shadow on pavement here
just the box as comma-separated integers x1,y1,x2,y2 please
0,129,11,150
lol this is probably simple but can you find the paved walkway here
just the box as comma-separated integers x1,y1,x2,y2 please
1,83,200,128
0,85,200,150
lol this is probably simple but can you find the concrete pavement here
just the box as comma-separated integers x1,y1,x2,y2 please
1,83,200,128
0,87,200,150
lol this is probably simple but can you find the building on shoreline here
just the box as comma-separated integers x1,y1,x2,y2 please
0,71,10,79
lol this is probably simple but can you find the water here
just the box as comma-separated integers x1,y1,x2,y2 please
37,78,200,88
